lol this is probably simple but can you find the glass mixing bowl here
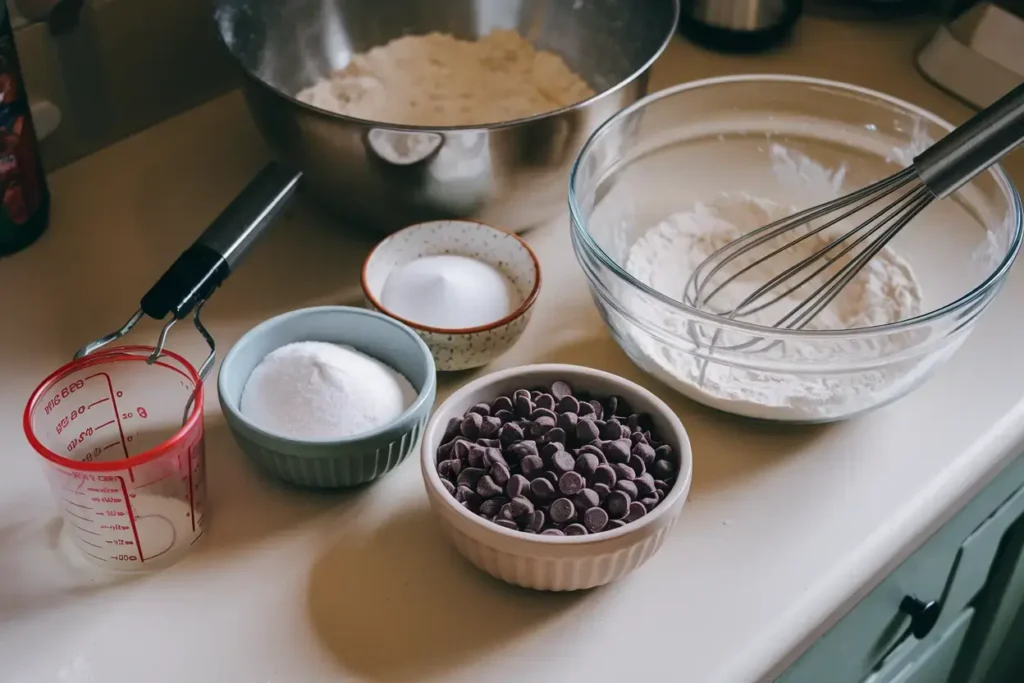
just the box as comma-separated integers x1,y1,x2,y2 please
569,75,1022,423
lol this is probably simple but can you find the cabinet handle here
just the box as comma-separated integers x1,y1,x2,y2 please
872,596,942,671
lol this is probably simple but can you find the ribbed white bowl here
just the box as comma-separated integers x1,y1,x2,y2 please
420,364,693,591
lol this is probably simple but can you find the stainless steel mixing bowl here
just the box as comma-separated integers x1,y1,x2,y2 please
214,0,679,233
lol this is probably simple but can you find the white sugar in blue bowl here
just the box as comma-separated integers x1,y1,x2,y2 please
218,306,436,488
361,220,542,371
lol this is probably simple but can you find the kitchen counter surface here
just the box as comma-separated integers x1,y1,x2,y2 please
3,15,1024,683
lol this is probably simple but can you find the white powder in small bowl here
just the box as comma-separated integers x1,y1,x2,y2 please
240,341,418,440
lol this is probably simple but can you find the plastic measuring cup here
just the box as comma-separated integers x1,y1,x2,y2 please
24,346,207,571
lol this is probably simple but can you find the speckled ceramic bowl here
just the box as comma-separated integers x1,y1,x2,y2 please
361,220,542,371
218,306,437,489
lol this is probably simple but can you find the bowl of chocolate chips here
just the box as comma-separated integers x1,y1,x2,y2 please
421,364,693,591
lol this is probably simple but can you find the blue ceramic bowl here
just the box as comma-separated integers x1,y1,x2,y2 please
218,306,437,488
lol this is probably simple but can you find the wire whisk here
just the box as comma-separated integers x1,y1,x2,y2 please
683,82,1024,357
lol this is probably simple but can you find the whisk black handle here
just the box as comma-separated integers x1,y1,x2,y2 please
914,83,1024,199
140,163,302,320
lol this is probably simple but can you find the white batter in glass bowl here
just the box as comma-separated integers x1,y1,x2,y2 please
569,75,1023,423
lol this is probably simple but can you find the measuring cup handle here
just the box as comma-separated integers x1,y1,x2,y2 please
140,163,302,320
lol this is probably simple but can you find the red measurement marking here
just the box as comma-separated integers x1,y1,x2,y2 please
190,530,204,545
118,476,144,563
61,498,91,510
87,398,109,409
187,444,196,532
137,474,171,489
102,441,120,451
81,550,107,562
70,522,100,536
95,420,115,430
84,372,133,482
63,509,93,523
80,538,104,549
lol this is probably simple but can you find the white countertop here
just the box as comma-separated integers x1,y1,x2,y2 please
3,15,1024,683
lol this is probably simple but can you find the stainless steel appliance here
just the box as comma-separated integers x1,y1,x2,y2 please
917,1,1024,108
677,0,803,52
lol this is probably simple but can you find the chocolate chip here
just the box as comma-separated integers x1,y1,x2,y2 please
437,437,460,460
457,467,485,488
604,396,618,418
513,389,530,400
653,459,677,480
495,519,519,531
574,452,599,478
541,528,565,536
466,444,485,468
551,381,573,400
615,480,638,500
600,419,623,441
613,463,636,482
531,391,543,401
549,498,576,524
529,416,556,437
479,497,507,516
640,496,660,510
499,422,524,447
530,477,556,501
540,441,563,460
593,482,611,502
509,496,535,517
551,450,575,474
508,441,537,461
462,491,482,512
476,475,504,498
654,490,665,503
606,491,630,519
476,438,501,449
556,412,578,433
607,519,626,530
633,442,656,466
514,395,533,418
452,440,470,461
530,408,557,422
442,417,462,443
460,412,483,440
521,455,545,478
481,447,503,467
455,485,474,503
469,403,491,417
592,464,617,487
588,400,604,420
542,470,560,486
654,444,673,460
629,454,646,477
500,504,515,520
558,471,586,496
583,507,609,533
492,396,514,412
556,395,580,415
564,523,588,536
489,462,511,486
624,501,647,522
535,393,556,411
437,459,461,480
526,510,545,533
578,401,595,417
494,409,515,424
543,427,567,445
441,479,455,495
576,419,600,444
634,473,656,497
484,416,504,438
603,439,631,464
574,488,600,510
506,474,530,499
654,479,669,494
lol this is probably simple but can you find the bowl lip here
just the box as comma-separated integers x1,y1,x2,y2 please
217,0,681,132
420,363,694,545
360,219,543,335
217,305,437,447
568,73,1024,340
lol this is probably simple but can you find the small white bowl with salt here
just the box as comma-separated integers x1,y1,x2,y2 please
361,220,542,371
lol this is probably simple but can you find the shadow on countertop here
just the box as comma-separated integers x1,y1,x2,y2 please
306,506,586,682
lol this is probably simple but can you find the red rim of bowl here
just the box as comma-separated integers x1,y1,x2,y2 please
360,220,543,334
23,346,204,472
